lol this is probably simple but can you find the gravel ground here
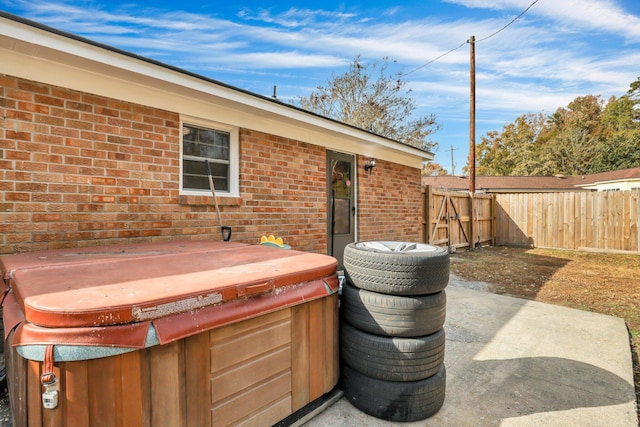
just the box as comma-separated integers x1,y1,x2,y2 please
0,394,9,427
0,354,8,427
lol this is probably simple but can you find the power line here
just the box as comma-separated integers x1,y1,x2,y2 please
476,0,541,42
405,40,467,75
405,0,540,75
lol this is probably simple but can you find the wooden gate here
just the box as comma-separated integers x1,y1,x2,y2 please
423,186,494,250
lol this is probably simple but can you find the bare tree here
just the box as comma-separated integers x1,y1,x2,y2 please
423,162,448,176
298,56,440,152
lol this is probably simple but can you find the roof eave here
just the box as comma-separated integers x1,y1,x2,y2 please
0,12,433,167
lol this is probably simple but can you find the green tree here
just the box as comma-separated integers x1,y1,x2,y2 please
628,76,640,122
298,56,440,152
550,127,598,175
476,113,548,175
541,95,605,174
591,88,640,171
592,131,640,171
476,78,640,176
627,75,640,103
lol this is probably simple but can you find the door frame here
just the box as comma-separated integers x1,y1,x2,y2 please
326,150,357,268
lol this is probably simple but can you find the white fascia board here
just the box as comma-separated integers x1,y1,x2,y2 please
575,178,640,191
0,15,433,168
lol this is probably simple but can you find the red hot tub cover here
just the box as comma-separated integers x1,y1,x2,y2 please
0,240,338,349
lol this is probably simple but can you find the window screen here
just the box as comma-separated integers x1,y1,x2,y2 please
182,124,230,192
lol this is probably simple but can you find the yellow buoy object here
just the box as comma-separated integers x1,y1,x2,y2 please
259,234,286,248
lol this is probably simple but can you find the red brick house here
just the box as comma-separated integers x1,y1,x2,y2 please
0,13,432,266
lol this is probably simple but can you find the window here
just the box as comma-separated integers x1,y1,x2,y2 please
181,121,238,196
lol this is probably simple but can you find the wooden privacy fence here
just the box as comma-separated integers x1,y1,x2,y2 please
422,186,494,250
495,190,640,253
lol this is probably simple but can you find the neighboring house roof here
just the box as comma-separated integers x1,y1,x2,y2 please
422,167,640,193
0,11,433,168
574,168,640,191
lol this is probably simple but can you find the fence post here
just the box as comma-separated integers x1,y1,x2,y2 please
491,194,497,246
421,187,426,243
469,192,475,250
424,186,433,244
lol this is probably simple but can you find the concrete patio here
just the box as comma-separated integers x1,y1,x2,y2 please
302,275,638,426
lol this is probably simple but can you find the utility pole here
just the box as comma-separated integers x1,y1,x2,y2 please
468,35,476,194
446,145,457,175
468,35,477,250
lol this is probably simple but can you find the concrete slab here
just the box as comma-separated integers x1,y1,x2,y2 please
303,277,638,426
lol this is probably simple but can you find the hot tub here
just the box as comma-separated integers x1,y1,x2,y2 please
0,240,339,426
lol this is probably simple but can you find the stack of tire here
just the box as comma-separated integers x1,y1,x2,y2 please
340,241,449,423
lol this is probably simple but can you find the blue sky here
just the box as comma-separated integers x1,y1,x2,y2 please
2,0,639,174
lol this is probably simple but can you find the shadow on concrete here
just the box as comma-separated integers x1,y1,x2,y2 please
464,356,632,423
430,283,636,427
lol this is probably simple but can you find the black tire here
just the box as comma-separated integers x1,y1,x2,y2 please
343,241,449,296
341,363,446,422
341,283,446,337
340,322,445,381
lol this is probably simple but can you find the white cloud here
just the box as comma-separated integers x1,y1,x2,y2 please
4,0,638,168
237,7,359,28
539,0,640,39
445,0,640,39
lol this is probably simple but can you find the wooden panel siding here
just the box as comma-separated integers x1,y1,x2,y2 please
10,295,339,427
495,190,640,253
210,309,292,426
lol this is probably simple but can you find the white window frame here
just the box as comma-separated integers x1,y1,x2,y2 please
179,117,239,198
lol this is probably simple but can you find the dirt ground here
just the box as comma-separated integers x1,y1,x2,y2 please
449,246,640,425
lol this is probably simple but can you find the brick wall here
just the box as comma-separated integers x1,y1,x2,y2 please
236,130,327,253
0,74,423,256
0,75,328,254
357,156,423,242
